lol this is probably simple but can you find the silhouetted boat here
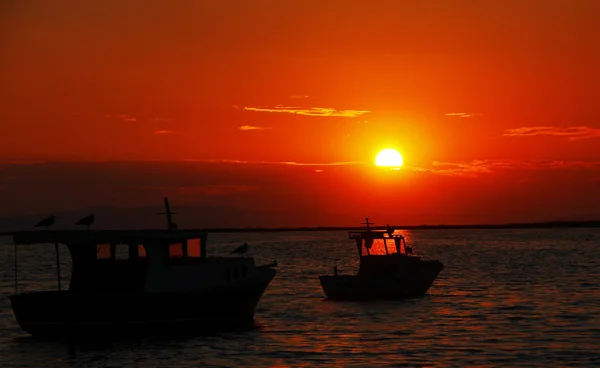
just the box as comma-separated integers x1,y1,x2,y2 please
7,198,277,339
319,219,443,301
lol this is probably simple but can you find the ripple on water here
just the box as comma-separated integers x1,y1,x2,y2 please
1,229,600,367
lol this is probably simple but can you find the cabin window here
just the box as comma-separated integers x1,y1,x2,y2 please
362,239,398,256
169,243,184,258
115,244,129,260
96,244,112,259
187,238,201,257
138,245,147,258
385,238,399,255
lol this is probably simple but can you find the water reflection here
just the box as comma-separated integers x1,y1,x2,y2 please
1,229,600,367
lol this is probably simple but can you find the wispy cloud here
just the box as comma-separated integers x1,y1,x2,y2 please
149,117,173,123
143,185,258,196
154,130,175,135
290,95,310,99
446,112,483,118
411,160,600,177
239,125,272,131
243,106,370,118
194,159,364,166
104,113,137,122
503,126,600,141
410,160,493,177
177,185,258,196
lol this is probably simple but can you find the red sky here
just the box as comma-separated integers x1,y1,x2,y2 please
1,1,600,225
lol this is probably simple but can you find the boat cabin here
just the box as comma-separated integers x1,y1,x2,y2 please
348,221,418,278
11,229,208,294
349,228,410,257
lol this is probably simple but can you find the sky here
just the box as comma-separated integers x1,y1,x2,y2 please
1,0,600,225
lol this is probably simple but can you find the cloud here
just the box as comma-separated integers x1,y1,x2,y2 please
446,112,483,118
143,185,258,196
104,113,137,122
149,117,173,122
199,159,364,166
243,106,370,118
239,125,272,131
290,95,310,99
503,126,600,140
409,160,493,177
179,185,258,196
154,130,175,135
411,160,600,177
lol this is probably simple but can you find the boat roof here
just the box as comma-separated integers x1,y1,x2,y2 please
11,229,208,245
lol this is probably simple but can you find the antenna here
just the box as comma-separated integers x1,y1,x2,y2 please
157,197,177,230
361,217,374,231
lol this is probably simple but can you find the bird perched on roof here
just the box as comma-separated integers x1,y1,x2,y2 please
75,214,95,229
35,215,56,228
231,242,249,257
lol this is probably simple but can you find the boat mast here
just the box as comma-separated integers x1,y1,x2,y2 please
13,241,17,294
157,197,177,231
361,217,374,231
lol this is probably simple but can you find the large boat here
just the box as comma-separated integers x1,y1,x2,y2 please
7,199,277,338
319,219,443,301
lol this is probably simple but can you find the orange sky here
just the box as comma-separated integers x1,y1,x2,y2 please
1,1,600,225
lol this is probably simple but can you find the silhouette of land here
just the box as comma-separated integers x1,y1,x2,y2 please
1,221,599,237
198,221,600,232
0,204,599,236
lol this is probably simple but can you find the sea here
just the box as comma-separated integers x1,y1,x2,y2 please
1,228,599,367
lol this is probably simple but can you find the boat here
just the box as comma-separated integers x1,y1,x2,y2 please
6,198,277,338
319,219,443,301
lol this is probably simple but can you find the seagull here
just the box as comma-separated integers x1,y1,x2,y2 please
231,242,249,257
35,215,56,228
75,214,95,229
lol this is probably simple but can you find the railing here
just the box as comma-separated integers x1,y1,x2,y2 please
349,231,404,240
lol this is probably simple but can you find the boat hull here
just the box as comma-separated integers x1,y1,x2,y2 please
9,267,275,339
319,260,443,301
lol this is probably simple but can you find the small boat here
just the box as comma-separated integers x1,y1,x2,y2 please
7,198,277,338
319,219,443,301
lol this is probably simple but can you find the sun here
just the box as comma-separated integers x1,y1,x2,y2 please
375,149,404,167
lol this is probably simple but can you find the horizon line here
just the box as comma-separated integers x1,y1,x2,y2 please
1,220,599,237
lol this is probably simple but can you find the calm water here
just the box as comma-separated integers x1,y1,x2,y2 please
1,229,600,367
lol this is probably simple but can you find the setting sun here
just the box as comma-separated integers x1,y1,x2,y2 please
375,149,404,167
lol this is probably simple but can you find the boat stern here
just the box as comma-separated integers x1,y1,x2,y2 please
319,258,444,301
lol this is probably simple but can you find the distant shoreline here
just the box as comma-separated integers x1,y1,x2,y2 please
1,221,599,236
203,221,600,232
